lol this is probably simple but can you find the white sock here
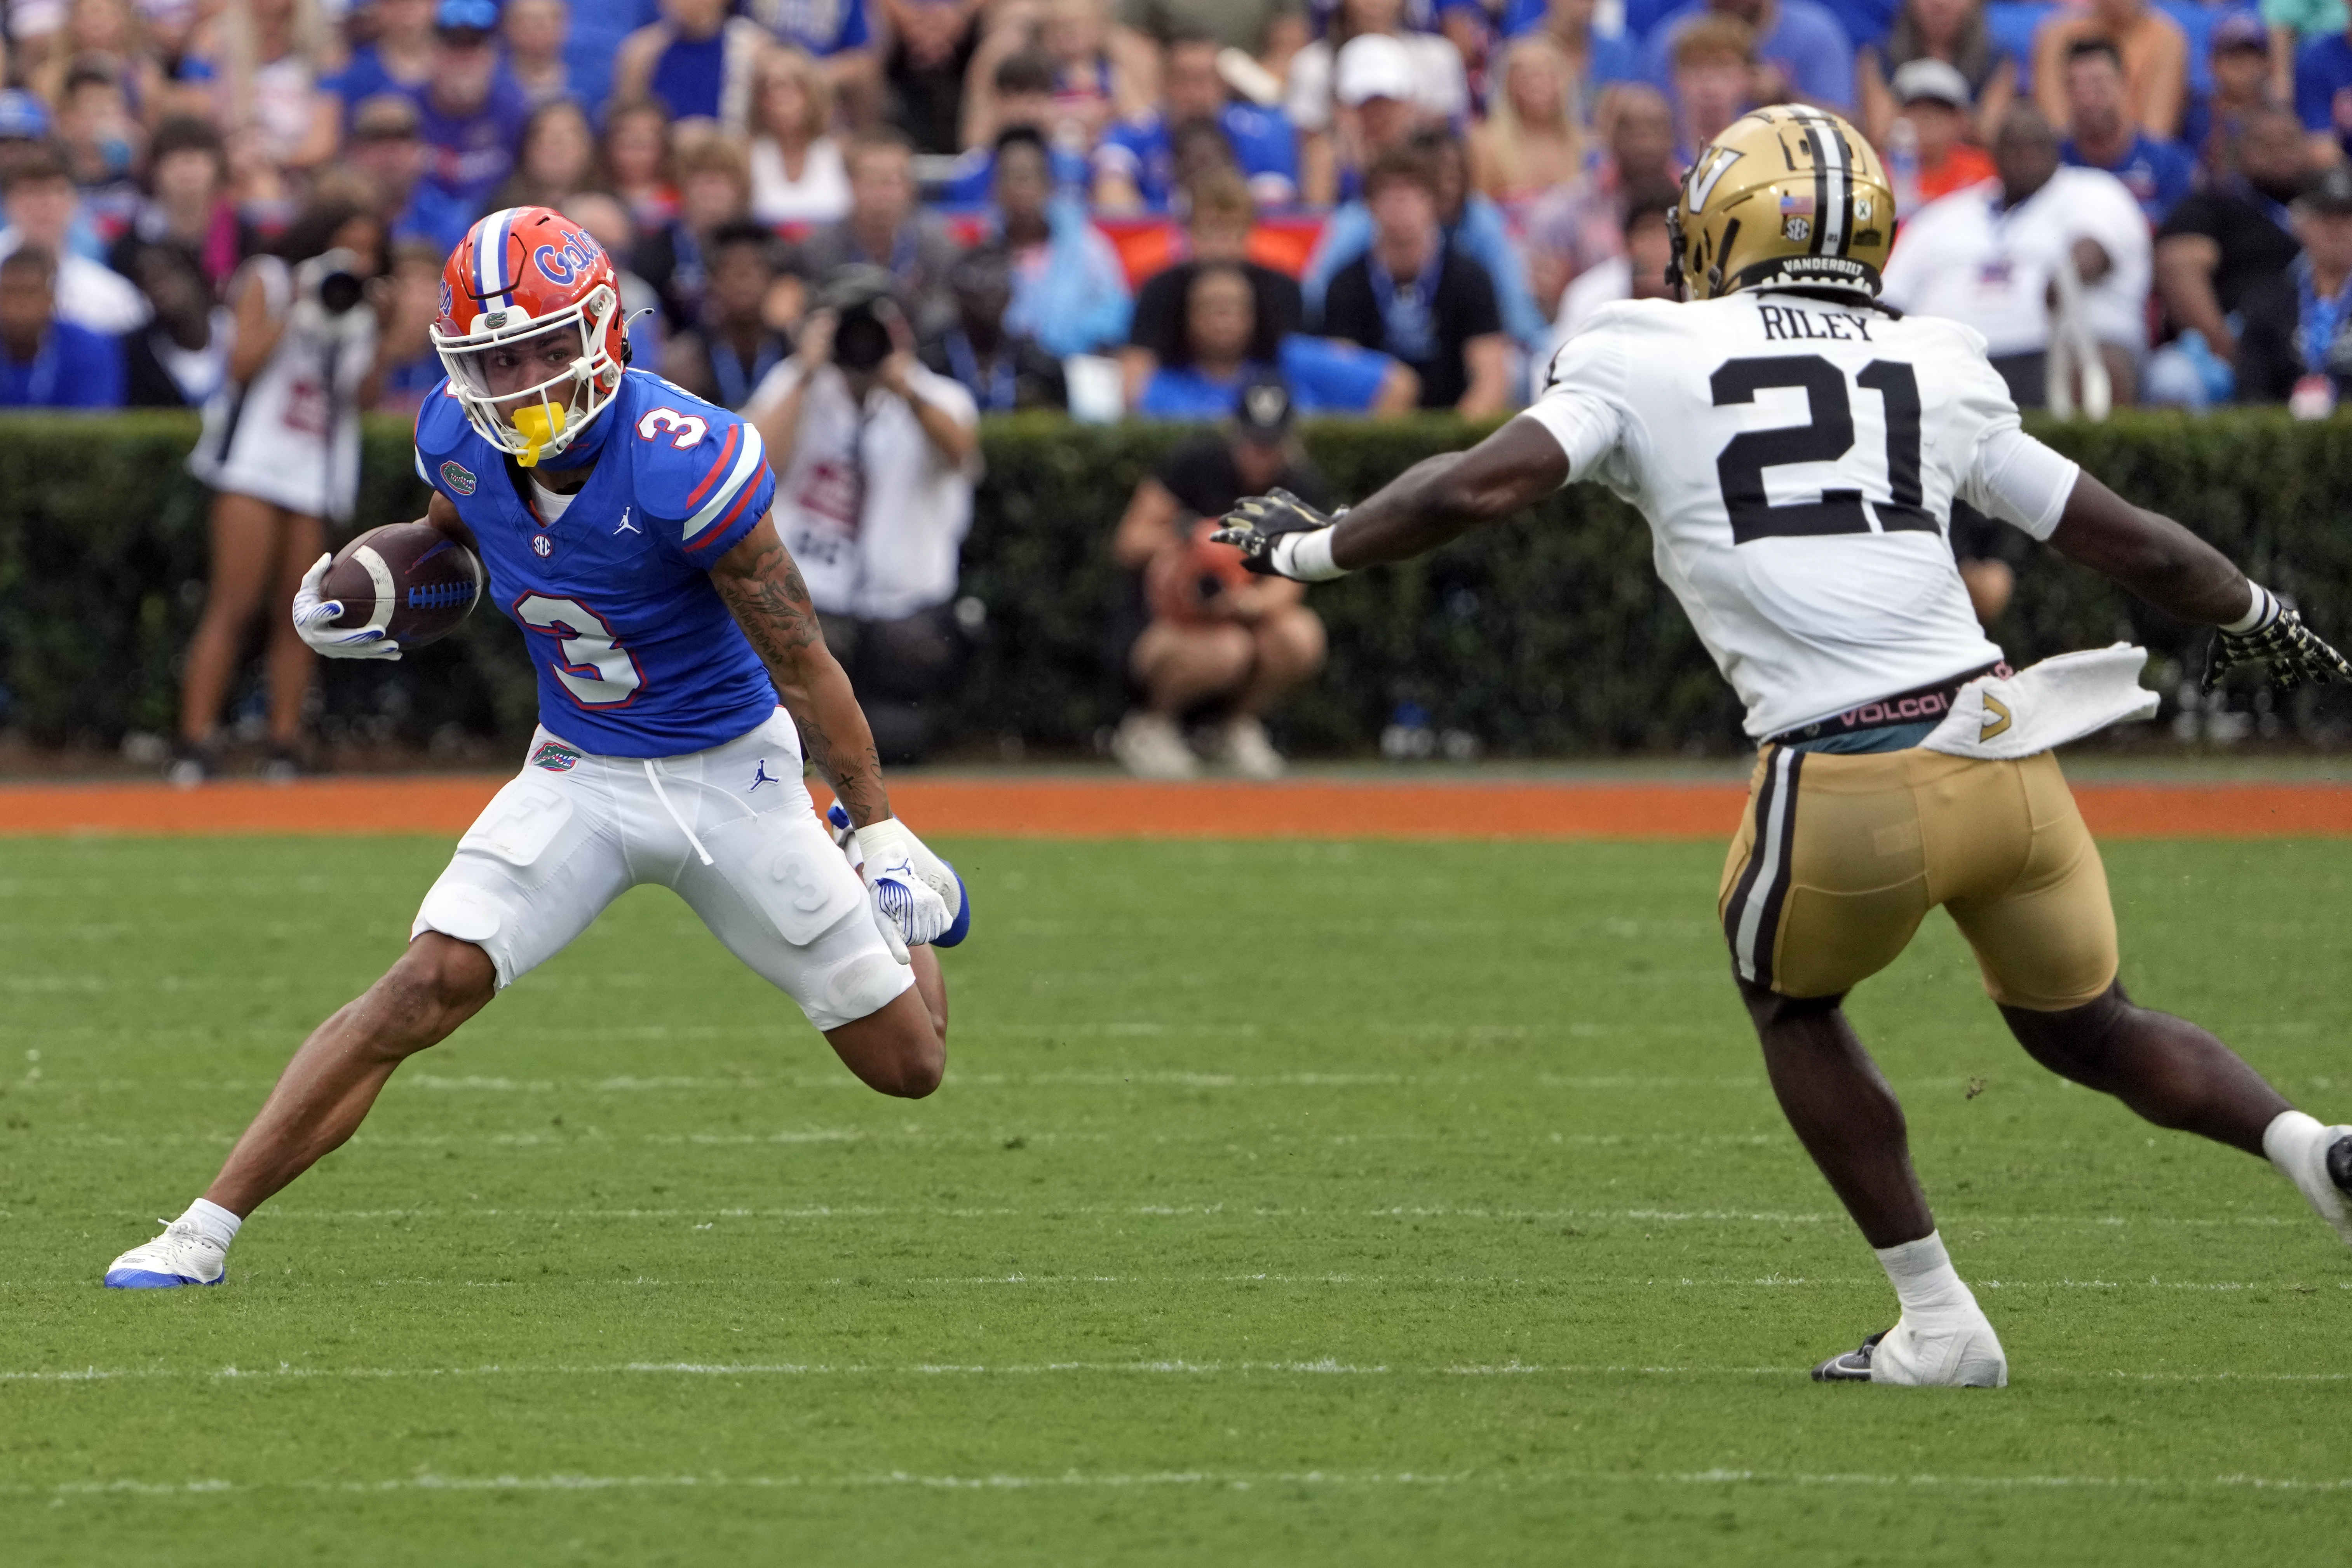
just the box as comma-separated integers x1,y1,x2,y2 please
179,1199,241,1249
1874,1231,1977,1319
2263,1109,2328,1181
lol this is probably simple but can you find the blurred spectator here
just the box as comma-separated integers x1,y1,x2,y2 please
1116,0,1295,55
406,0,535,250
1667,14,1757,161
745,267,981,764
599,96,681,233
2059,38,2193,220
368,236,449,412
561,190,666,369
2295,9,2352,161
1111,376,1326,780
331,0,437,112
331,0,435,111
1124,167,1303,401
966,0,1142,154
662,217,796,407
107,115,246,295
2148,105,2305,405
1536,179,1676,384
1318,145,1509,413
31,0,167,118
0,245,124,406
343,92,441,244
178,196,430,783
491,98,601,214
504,0,571,103
1882,105,2150,406
941,47,1097,199
1138,257,1416,412
2270,0,2343,105
918,240,1068,408
633,128,753,331
798,127,963,337
2031,0,2188,140
1948,501,2017,624
0,146,145,332
882,0,986,154
988,124,1132,356
1093,27,1299,210
1883,59,1995,218
1511,0,1642,118
1469,35,1584,204
742,0,880,115
751,43,852,223
1305,125,1545,350
2182,9,2274,161
1858,0,2016,147
0,92,56,191
1292,2,1468,201
193,0,342,176
560,0,659,121
2156,103,2307,365
616,0,769,131
120,241,232,407
1518,80,1675,308
2234,162,2352,403
53,61,144,231
1642,0,1855,115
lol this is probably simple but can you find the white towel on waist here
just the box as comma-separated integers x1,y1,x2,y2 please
1919,644,2160,761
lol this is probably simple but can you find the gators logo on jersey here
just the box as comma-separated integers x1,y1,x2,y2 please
440,460,478,495
530,740,582,772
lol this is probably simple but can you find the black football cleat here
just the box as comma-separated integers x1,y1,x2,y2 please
1812,1331,1887,1382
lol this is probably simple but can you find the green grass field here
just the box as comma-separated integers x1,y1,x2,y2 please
5,833,2352,1564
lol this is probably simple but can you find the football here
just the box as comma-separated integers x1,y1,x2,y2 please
320,522,486,650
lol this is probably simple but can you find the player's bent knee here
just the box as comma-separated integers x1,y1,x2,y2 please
1737,976,1847,1031
376,934,498,1048
824,991,944,1098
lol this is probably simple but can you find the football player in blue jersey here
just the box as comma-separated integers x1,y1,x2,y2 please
103,205,970,1290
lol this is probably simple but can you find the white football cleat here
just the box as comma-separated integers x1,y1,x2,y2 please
1215,716,1286,780
1111,711,1199,780
1814,1311,2008,1388
2267,1116,2352,1249
104,1220,228,1289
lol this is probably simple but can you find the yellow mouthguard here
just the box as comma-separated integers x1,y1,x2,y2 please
511,402,566,468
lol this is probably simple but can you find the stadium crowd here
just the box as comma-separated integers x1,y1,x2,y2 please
4,0,2349,778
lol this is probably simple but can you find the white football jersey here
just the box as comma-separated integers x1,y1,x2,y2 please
1523,288,2081,739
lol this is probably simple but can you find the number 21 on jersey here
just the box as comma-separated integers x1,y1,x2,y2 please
1711,354,1933,545
514,594,645,707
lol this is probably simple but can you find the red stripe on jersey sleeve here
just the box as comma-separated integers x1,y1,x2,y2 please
680,423,742,511
685,462,771,552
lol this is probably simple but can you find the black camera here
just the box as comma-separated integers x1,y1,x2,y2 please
304,247,367,317
813,264,904,373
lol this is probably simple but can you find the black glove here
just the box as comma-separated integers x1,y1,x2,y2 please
1210,488,1342,578
2204,589,2352,693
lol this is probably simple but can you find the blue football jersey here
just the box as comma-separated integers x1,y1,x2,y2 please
413,368,781,758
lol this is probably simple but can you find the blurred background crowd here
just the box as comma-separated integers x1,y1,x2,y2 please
3,0,2349,777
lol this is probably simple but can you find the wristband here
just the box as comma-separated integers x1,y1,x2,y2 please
2222,583,2279,635
1270,526,1347,582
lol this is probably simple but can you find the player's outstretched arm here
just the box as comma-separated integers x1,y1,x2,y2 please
709,515,892,828
2047,472,2352,691
1214,417,1570,580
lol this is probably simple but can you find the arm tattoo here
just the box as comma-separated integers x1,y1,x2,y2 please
716,530,892,825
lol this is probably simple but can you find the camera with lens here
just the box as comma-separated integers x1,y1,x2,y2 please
292,247,373,343
812,264,905,373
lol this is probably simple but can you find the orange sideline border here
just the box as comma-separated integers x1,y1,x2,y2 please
3,774,2351,840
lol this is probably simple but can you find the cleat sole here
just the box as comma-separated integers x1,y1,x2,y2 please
104,1268,222,1289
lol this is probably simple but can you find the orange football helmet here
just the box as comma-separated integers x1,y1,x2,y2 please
432,205,629,467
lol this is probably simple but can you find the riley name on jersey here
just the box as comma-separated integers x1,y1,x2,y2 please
414,366,782,760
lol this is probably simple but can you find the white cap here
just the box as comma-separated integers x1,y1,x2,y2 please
1336,33,1415,107
1890,57,1972,108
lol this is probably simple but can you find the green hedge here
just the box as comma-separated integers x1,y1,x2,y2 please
3,408,2349,757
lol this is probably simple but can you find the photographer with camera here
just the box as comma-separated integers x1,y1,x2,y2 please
173,195,434,785
746,265,981,766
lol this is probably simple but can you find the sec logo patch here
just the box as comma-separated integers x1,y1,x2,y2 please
439,460,477,495
532,534,553,558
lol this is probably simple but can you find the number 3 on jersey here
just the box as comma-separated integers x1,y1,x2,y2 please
1711,354,1934,544
515,594,645,707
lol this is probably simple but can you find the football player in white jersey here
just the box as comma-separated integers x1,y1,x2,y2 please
1216,106,2352,1387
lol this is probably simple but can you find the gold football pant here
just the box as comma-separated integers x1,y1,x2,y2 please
1717,746,2119,1010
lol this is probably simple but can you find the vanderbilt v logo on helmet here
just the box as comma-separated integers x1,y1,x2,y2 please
1668,105,1894,301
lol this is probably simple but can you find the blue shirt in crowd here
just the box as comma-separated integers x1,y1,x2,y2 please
408,72,535,242
1304,194,1549,350
745,0,871,55
0,320,124,408
2061,132,2194,222
327,44,419,122
938,143,1094,204
565,0,659,119
2297,31,2352,153
1641,0,1857,110
1138,335,1396,418
1095,102,1302,208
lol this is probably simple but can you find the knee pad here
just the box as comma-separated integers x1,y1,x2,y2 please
411,882,514,988
810,949,915,1033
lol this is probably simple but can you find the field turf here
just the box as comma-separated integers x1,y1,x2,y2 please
4,833,2352,1564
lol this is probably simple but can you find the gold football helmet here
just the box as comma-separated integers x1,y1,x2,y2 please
1668,105,1895,301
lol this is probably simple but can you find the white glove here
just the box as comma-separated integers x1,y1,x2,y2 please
291,553,402,660
854,817,955,947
